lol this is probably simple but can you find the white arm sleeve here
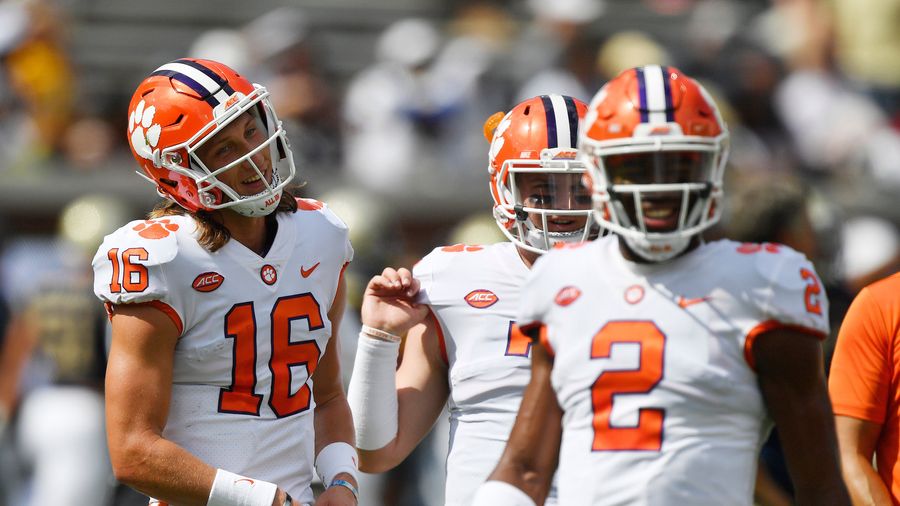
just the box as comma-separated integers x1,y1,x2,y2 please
347,334,401,450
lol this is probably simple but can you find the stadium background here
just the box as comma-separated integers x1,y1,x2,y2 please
0,0,898,504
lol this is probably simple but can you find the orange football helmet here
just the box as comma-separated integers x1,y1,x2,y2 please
486,94,596,254
580,65,729,261
126,58,295,216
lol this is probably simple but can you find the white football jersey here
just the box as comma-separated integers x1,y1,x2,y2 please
92,200,353,503
414,242,558,506
518,236,829,506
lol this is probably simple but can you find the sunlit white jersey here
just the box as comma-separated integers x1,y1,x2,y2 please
518,236,829,506
92,199,352,503
414,242,558,505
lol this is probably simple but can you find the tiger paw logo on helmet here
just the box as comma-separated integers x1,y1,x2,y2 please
133,219,179,239
486,113,512,171
129,99,162,161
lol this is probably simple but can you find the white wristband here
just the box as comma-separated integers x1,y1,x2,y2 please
315,441,359,486
207,469,278,506
471,481,536,506
347,333,400,450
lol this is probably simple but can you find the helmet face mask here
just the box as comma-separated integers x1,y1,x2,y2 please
128,59,296,217
580,65,730,262
487,94,598,254
499,162,594,252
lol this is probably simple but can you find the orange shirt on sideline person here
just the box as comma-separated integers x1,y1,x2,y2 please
830,272,900,503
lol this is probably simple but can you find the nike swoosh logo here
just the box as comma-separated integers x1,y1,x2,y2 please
300,262,320,278
677,296,710,309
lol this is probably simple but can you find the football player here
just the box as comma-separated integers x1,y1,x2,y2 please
471,66,851,505
93,59,358,506
347,94,597,505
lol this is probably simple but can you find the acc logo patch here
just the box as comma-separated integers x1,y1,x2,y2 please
465,289,498,309
192,272,224,292
224,93,240,110
551,149,578,160
554,286,582,306
260,264,277,285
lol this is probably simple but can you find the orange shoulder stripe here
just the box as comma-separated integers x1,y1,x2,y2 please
743,319,826,371
106,300,184,337
296,198,324,211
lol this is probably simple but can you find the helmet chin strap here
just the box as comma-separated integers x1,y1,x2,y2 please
230,171,283,217
523,225,551,251
521,215,587,252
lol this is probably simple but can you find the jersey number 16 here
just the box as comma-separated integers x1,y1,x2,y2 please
219,293,323,418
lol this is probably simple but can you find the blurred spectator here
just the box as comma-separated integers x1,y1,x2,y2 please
643,0,697,16
512,0,602,102
344,19,449,193
749,0,831,72
0,284,11,506
187,28,250,71
188,8,344,190
343,17,441,196
684,0,741,65
724,175,820,260
830,0,900,119
59,116,117,172
595,31,671,81
840,215,900,295
343,15,499,208
752,0,900,187
243,7,343,188
0,0,74,167
0,2,38,172
709,40,796,174
0,194,133,506
775,69,899,179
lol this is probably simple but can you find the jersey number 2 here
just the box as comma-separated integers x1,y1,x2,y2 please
590,321,666,451
220,294,323,418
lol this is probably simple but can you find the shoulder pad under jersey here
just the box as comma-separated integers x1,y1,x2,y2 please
735,242,830,335
413,244,491,304
297,198,350,231
92,218,184,305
